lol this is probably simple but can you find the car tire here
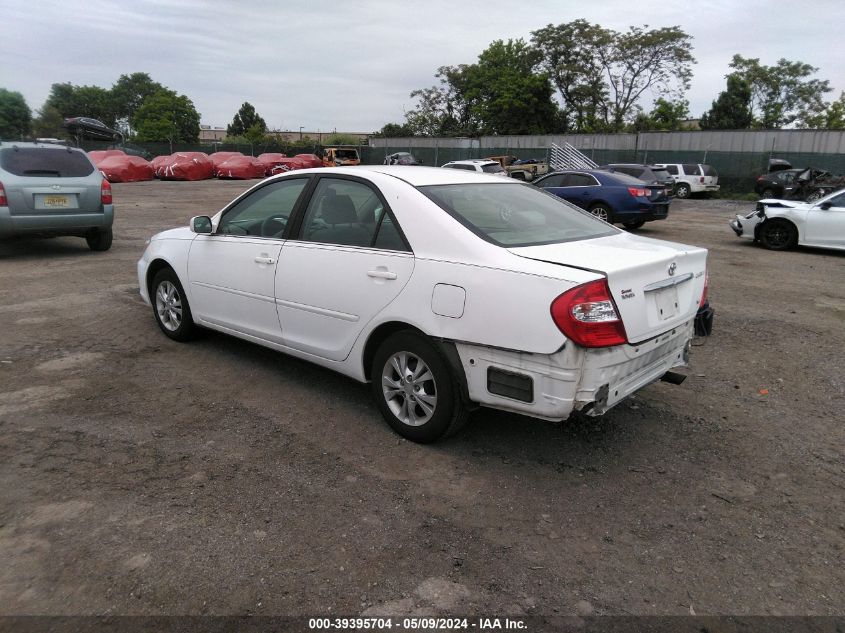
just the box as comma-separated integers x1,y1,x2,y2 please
675,183,691,199
623,219,646,230
759,219,797,251
371,331,468,443
86,227,113,251
760,188,775,199
151,268,197,342
589,203,612,223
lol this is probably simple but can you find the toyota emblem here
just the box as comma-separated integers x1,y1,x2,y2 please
668,262,677,276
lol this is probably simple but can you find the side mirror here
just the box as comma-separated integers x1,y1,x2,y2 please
190,215,213,234
819,202,832,210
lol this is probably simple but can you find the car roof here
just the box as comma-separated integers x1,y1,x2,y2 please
275,165,520,187
541,169,647,185
445,159,497,165
0,141,84,151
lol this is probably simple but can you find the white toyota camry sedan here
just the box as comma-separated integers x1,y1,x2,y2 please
138,166,709,443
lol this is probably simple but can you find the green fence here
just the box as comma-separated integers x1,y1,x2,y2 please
79,138,845,196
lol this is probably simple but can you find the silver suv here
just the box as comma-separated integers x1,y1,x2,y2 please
0,141,114,250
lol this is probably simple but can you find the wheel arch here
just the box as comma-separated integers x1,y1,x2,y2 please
755,215,800,240
361,321,471,405
145,258,176,299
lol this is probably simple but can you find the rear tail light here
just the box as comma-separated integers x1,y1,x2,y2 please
627,187,649,198
700,267,709,306
756,176,765,182
0,181,6,207
101,178,112,205
700,176,705,183
551,279,628,348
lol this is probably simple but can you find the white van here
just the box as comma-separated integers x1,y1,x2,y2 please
655,163,720,198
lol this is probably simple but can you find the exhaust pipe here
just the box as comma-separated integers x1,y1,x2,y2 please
660,370,687,385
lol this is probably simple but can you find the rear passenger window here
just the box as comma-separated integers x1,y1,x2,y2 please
300,178,409,251
682,164,700,175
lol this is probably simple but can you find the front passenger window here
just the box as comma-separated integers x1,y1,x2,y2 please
218,178,307,238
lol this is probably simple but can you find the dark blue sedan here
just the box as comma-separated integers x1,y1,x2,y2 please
533,169,671,229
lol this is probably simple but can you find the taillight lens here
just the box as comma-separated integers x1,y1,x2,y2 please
627,187,649,197
101,178,112,205
700,268,709,306
0,181,7,207
699,176,705,183
551,279,628,348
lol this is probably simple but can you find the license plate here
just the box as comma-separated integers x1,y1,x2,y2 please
654,287,679,320
44,195,69,208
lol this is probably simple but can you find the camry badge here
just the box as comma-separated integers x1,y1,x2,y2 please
52,185,61,190
668,262,677,276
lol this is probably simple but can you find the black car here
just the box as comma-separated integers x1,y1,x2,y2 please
62,117,122,142
754,168,832,199
599,163,676,195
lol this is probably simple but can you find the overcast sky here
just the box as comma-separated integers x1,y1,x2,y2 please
2,0,843,133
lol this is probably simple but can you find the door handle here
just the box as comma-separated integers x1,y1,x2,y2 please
254,255,276,264
367,270,397,280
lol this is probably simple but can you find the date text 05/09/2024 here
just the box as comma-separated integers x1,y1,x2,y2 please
308,617,528,630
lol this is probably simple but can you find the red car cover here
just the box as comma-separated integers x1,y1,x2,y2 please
97,155,155,183
150,154,172,177
88,149,125,166
294,153,323,168
209,151,244,175
257,153,288,175
157,152,213,181
216,155,266,179
269,158,307,175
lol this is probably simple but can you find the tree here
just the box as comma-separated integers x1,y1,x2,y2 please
531,20,609,132
404,39,558,136
43,82,116,127
0,88,32,139
801,91,845,129
630,98,690,131
131,89,200,146
372,122,415,137
31,105,66,139
728,54,831,128
227,102,266,137
532,22,695,131
699,74,753,129
111,72,164,135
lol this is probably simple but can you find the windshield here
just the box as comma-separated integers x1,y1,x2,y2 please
335,149,359,160
419,183,617,247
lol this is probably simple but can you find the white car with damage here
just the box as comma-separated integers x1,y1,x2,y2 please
730,188,845,251
138,166,709,443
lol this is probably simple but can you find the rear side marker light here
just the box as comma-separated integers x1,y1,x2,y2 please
0,181,6,207
101,179,112,205
551,279,628,348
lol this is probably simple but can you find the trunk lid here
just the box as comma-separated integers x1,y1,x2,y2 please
510,232,708,344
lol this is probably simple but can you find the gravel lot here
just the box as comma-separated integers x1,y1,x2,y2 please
1,179,843,617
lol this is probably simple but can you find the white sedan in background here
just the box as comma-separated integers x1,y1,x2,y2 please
138,166,709,443
730,188,845,251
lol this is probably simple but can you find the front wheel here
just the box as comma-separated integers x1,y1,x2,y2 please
675,183,691,199
151,268,197,341
589,203,612,223
371,331,467,443
759,219,797,251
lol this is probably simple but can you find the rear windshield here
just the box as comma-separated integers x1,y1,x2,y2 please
0,147,95,177
481,163,505,174
335,149,359,160
651,168,671,180
702,164,717,176
419,182,617,247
